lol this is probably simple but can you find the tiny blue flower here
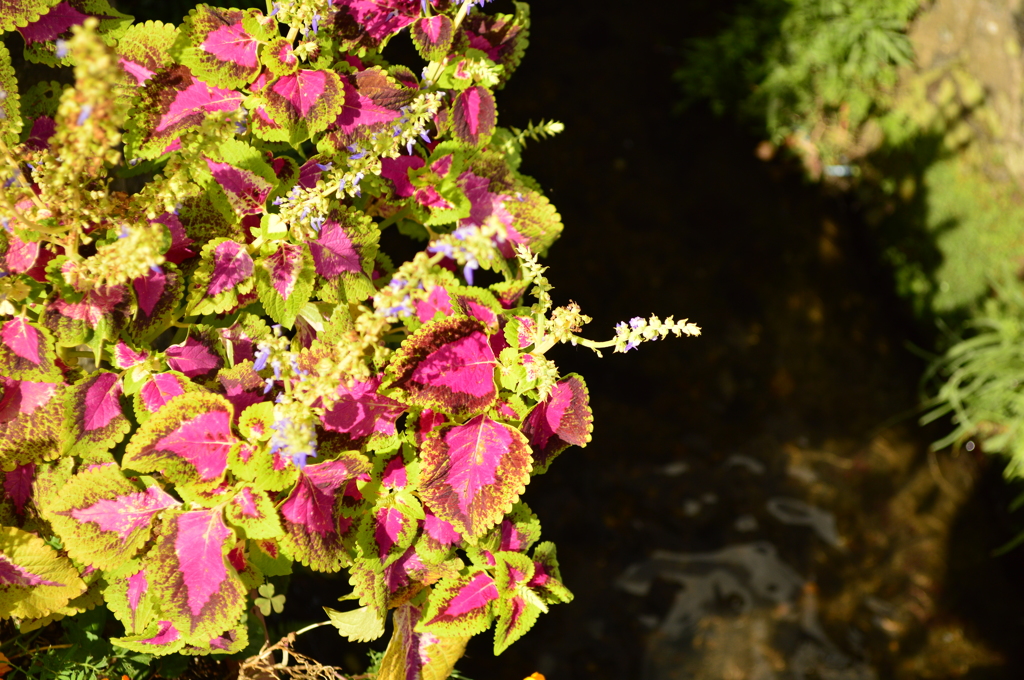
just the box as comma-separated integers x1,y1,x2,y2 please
463,258,478,285
119,226,130,239
272,359,282,380
55,40,69,59
419,130,431,144
407,140,415,155
625,340,639,352
270,2,280,15
310,215,326,232
273,196,285,206
150,265,163,274
316,162,333,171
311,13,320,32
263,377,274,394
629,317,644,329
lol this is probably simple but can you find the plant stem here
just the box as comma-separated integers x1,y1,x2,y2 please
7,644,73,660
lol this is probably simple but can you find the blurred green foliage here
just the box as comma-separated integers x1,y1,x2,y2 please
676,0,919,139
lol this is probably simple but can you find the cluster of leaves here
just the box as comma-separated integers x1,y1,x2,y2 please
0,0,699,677
676,0,919,142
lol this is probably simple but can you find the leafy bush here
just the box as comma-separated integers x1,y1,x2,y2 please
676,0,919,141
0,0,699,677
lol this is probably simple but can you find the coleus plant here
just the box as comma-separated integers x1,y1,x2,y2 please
0,0,700,675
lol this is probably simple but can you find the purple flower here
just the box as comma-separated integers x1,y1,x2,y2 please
271,359,282,380
263,377,274,394
76,105,92,126
421,0,429,13
273,196,285,206
428,242,455,258
311,13,320,32
310,215,326,232
316,162,333,171
254,345,271,371
419,130,431,144
150,265,163,275
463,258,479,285
55,40,69,58
119,226,130,239
629,317,644,329
270,3,280,16
348,150,366,161
406,139,415,155
452,226,474,241
624,340,638,352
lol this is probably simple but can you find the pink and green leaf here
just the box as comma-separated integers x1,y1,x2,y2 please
378,603,469,680
255,241,315,329
187,238,256,316
257,68,344,141
225,485,282,539
451,86,496,148
125,65,243,159
383,317,498,417
144,508,246,643
463,3,530,87
330,0,419,49
111,619,186,655
46,463,179,570
0,317,60,381
417,569,498,637
176,5,267,89
123,392,238,492
0,379,65,468
62,372,131,460
521,374,592,474
165,334,223,379
116,20,178,87
104,561,157,634
0,0,60,33
278,453,370,571
411,15,452,62
418,415,532,538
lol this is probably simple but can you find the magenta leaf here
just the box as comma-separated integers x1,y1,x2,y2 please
416,285,453,323
418,569,498,636
137,372,190,418
153,212,197,264
209,240,254,296
331,0,419,48
178,6,267,89
0,317,59,381
411,15,453,62
2,463,34,516
126,65,243,159
492,552,541,654
423,507,461,547
309,220,361,278
123,392,238,491
63,372,131,460
451,86,496,147
112,341,148,369
165,335,222,378
320,374,406,440
16,1,88,44
384,317,498,417
418,415,532,538
47,463,179,569
278,453,370,571
144,508,246,643
130,265,185,339
521,375,592,474
3,232,40,274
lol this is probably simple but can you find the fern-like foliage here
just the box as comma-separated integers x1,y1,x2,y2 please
508,119,564,148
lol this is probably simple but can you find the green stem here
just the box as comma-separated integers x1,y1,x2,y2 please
376,205,413,231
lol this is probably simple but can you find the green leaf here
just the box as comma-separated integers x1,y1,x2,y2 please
0,525,86,620
324,604,385,642
224,485,282,539
0,42,22,145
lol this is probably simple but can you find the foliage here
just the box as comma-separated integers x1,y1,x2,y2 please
676,0,919,142
923,275,1024,475
0,0,700,677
